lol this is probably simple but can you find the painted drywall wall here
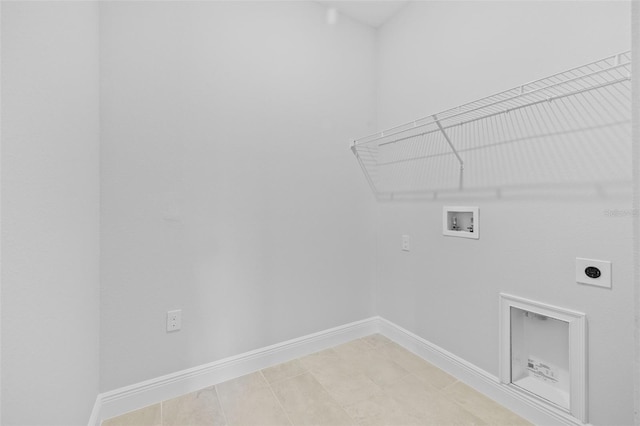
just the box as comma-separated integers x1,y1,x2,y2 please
99,1,377,391
633,2,640,423
1,2,100,424
375,2,634,425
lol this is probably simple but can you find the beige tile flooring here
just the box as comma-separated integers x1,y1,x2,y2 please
102,334,532,426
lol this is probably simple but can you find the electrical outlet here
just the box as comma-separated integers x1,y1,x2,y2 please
167,309,182,332
576,258,612,289
402,235,411,252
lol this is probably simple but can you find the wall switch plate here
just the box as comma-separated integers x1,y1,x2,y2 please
167,309,182,331
402,235,411,252
576,258,612,288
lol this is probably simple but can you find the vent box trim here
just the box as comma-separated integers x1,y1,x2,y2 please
499,293,587,423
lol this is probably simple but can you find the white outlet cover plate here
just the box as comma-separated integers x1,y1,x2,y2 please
575,258,611,288
167,309,182,331
402,235,411,252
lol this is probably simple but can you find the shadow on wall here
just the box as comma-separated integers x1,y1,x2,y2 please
352,52,632,202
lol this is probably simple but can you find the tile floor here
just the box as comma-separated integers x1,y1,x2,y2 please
102,334,532,426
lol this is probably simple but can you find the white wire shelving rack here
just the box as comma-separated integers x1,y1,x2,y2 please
352,51,632,200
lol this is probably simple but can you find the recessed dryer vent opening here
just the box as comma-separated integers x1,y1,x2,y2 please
510,307,570,409
499,294,587,423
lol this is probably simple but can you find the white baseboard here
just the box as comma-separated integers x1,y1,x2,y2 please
90,316,588,426
88,395,102,426
377,317,589,426
90,317,379,425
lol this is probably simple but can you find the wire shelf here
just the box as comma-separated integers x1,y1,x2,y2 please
352,51,632,200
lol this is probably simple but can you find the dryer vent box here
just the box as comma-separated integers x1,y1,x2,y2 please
499,294,587,423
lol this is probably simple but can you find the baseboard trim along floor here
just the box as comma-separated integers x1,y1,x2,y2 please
92,317,378,424
90,316,588,426
377,318,588,426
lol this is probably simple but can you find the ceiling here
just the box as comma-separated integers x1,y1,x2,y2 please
317,1,409,28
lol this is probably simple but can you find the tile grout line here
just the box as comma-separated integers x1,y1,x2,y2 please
448,397,491,425
303,364,361,425
262,364,310,386
102,334,529,426
440,378,461,392
260,369,296,426
379,345,482,424
213,384,230,426
264,343,375,425
363,338,467,422
312,336,401,425
440,379,528,426
358,336,377,349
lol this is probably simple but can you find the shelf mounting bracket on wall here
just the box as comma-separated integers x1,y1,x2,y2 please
433,114,464,190
351,141,378,195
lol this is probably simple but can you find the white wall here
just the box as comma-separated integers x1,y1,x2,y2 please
99,1,378,392
376,2,633,425
1,2,100,424
3,3,634,424
634,2,640,423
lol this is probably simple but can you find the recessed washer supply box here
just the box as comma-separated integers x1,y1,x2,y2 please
443,206,479,239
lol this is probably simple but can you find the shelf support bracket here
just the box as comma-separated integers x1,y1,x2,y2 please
433,115,464,190
351,140,379,196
